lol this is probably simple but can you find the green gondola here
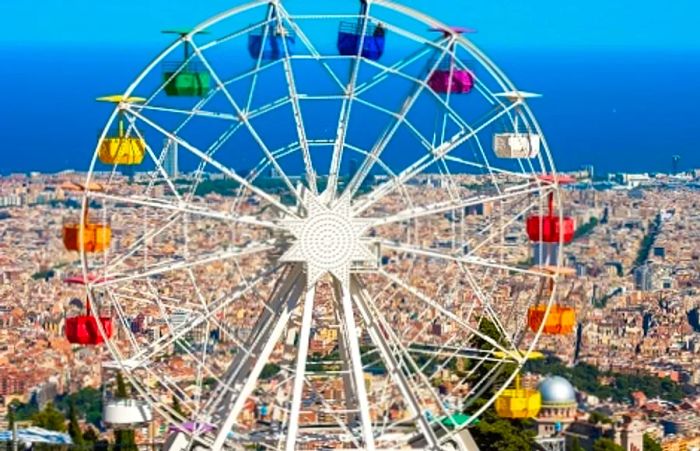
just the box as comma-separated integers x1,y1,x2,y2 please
162,29,211,97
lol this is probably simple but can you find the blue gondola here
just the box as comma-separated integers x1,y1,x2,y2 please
248,28,295,61
337,21,386,60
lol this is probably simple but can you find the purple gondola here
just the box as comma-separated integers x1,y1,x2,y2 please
428,70,474,94
427,26,476,95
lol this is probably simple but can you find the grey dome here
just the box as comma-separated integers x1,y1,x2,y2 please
537,376,576,406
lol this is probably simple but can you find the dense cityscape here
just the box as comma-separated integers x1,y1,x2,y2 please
1,168,699,450
2,0,698,448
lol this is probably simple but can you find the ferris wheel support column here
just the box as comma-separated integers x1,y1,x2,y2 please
350,276,442,449
286,284,316,450
331,282,359,425
205,266,302,414
209,266,306,451
339,280,376,450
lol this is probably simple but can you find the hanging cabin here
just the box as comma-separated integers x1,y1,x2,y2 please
162,30,212,97
97,96,146,166
337,21,386,60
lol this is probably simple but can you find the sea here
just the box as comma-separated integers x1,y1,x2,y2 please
1,44,698,176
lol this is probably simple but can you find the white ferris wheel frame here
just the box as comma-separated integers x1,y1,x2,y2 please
76,0,569,449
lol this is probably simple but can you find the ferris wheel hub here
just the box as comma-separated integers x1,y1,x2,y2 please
278,191,375,288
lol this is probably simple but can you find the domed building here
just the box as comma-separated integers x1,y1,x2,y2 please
535,376,578,439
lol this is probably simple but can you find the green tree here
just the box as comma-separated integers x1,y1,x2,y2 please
260,363,281,380
82,426,99,448
467,318,515,393
589,411,612,425
467,317,535,450
31,402,66,432
571,436,584,451
55,387,103,427
113,373,137,451
67,397,85,448
643,434,662,451
115,372,129,400
470,416,535,451
172,394,184,417
593,438,624,451
6,407,14,451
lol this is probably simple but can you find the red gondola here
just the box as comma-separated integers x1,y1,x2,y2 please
65,313,113,346
64,275,113,346
526,178,575,244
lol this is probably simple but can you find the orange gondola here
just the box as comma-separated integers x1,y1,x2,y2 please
527,266,576,335
62,183,112,253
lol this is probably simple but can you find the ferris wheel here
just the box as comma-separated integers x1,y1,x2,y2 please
64,0,576,449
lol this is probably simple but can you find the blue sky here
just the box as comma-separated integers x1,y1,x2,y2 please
1,0,698,51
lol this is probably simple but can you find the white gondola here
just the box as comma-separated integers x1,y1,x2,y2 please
493,132,541,159
103,399,153,429
493,90,542,159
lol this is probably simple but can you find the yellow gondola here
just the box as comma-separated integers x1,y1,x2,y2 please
494,350,543,419
97,96,146,166
495,375,542,419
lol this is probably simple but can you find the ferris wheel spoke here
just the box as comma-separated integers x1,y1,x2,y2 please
277,4,346,91
371,182,542,227
285,284,317,450
442,154,545,181
376,268,514,359
353,100,522,216
350,276,441,448
343,37,457,201
352,41,443,99
94,242,274,289
110,289,205,323
124,106,297,217
91,190,282,232
123,115,184,205
137,279,238,414
98,208,183,272
132,96,294,133
245,10,279,115
128,263,281,368
465,190,547,258
187,39,306,209
210,265,306,450
131,103,239,122
359,279,458,443
359,55,474,136
326,4,377,200
137,89,238,203
379,240,554,281
273,10,318,194
405,344,514,365
458,266,523,357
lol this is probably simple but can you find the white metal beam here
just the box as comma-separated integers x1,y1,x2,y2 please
350,275,440,449
285,284,316,450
